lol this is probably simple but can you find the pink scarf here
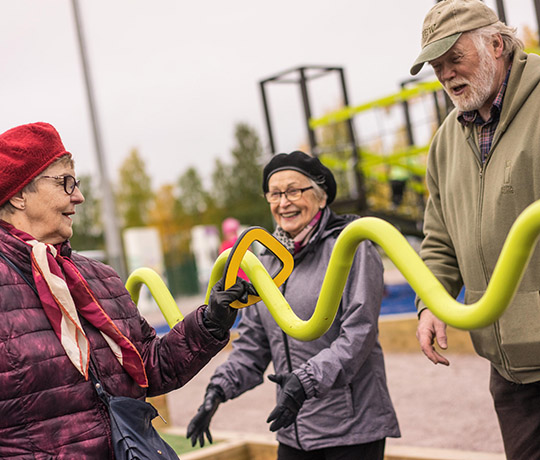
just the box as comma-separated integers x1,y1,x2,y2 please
2,223,148,387
273,210,322,255
292,210,322,254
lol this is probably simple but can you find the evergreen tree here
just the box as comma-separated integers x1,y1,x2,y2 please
116,148,154,228
217,123,272,230
177,167,210,216
211,158,232,209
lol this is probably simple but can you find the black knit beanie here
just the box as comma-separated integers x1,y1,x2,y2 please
262,151,337,204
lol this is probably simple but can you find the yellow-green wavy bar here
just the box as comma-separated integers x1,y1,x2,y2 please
126,199,540,340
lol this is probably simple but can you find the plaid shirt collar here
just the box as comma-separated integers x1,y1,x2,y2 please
458,64,512,126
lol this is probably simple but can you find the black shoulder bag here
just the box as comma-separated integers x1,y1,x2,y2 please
88,368,178,460
0,252,179,460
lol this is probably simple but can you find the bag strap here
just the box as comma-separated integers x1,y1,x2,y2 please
88,365,110,404
0,252,38,296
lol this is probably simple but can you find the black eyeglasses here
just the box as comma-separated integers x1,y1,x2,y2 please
39,175,81,195
265,186,313,203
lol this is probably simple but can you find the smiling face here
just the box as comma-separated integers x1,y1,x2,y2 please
268,170,326,238
11,158,85,244
430,32,506,120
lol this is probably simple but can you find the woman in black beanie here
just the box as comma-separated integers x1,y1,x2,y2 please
188,150,400,460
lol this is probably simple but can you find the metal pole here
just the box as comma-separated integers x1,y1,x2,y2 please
433,91,444,126
534,0,540,35
400,82,416,147
494,0,507,23
259,80,277,154
338,67,366,208
298,67,317,154
71,0,127,280
338,68,360,160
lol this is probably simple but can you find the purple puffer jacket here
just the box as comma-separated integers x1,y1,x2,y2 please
0,227,227,459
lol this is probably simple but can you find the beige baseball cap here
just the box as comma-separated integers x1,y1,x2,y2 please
410,0,499,75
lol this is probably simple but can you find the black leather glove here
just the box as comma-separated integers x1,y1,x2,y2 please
203,278,255,339
266,373,307,432
186,384,225,447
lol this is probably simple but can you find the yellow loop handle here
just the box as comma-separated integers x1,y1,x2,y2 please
125,267,183,328
222,226,293,308
126,200,540,340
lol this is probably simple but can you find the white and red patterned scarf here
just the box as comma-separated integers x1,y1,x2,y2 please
3,223,148,387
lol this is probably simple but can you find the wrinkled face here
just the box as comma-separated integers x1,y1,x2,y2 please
19,161,85,244
268,170,326,238
430,33,501,115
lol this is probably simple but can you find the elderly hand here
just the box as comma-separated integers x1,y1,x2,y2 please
416,309,450,366
186,385,225,448
203,278,255,339
266,373,307,432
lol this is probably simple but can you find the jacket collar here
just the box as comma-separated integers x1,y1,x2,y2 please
0,221,72,275
498,50,540,133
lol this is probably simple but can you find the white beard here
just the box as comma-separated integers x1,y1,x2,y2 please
445,44,498,114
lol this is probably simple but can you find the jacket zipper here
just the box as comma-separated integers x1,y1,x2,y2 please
279,280,304,451
470,136,513,378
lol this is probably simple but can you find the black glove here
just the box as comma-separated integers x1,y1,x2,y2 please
186,384,225,448
266,373,307,432
203,278,255,339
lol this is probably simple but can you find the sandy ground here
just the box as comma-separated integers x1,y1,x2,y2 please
163,348,504,454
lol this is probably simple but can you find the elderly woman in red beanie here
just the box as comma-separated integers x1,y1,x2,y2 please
188,151,400,460
0,122,250,458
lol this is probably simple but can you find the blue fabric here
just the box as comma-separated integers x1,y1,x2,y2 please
381,283,465,316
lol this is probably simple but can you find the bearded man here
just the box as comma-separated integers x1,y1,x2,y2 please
410,1,540,458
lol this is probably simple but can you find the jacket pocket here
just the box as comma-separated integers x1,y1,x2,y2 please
301,385,354,429
498,290,540,369
468,289,540,369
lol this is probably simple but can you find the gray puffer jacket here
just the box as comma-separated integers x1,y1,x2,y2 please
210,208,400,450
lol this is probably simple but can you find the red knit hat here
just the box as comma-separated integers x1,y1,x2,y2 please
0,122,71,206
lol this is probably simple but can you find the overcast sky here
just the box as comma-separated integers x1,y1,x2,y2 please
0,0,537,191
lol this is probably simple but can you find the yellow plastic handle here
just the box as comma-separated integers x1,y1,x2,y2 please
125,267,183,328
126,199,540,340
221,226,293,308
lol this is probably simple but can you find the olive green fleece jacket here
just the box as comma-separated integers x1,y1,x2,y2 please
417,50,540,384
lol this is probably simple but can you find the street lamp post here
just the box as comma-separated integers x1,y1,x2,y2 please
71,0,127,280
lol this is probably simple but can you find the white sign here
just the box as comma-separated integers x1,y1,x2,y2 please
124,227,165,315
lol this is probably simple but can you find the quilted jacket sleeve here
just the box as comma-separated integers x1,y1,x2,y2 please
74,253,228,398
140,306,229,397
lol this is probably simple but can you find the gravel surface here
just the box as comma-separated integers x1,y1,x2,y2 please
165,347,504,454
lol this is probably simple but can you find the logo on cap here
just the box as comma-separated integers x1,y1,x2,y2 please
422,23,437,40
